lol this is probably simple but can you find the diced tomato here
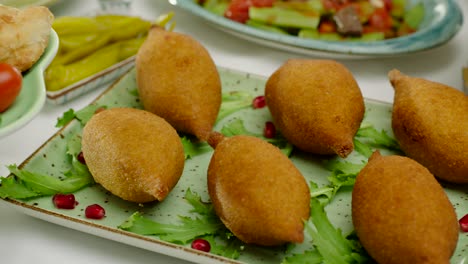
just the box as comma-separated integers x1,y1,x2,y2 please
321,0,351,12
225,0,250,23
318,20,337,33
367,8,392,31
383,0,393,11
224,0,274,23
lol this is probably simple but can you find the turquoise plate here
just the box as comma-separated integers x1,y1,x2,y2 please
0,67,466,264
0,29,59,138
171,0,463,58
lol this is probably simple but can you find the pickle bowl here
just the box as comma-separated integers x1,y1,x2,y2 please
0,29,59,138
45,55,135,105
96,0,133,15
45,5,148,105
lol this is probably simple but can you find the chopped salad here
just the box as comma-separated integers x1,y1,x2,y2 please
197,0,425,41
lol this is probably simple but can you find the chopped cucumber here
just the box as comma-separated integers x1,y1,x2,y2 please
404,2,424,29
391,0,407,18
203,0,229,16
249,7,320,29
246,20,289,34
298,29,341,41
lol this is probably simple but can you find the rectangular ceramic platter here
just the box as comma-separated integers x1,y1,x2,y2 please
1,67,467,264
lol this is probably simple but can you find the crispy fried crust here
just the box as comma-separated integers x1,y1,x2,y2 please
136,27,221,141
352,151,459,264
389,69,468,183
0,5,54,72
82,108,185,203
207,135,310,246
265,59,364,158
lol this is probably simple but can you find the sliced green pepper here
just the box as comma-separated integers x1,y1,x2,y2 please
51,32,112,66
107,18,151,42
46,14,153,92
59,33,100,53
93,15,152,41
95,15,142,27
117,37,147,61
46,43,120,91
53,16,103,36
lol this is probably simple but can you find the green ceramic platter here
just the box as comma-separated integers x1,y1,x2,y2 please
0,29,59,138
1,67,467,264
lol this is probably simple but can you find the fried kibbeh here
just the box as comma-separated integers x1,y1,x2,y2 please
81,107,185,203
136,26,221,141
206,132,310,246
352,151,459,264
265,59,364,158
389,69,468,184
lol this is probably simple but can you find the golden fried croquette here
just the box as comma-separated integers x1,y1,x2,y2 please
81,107,185,203
389,69,468,184
136,26,221,141
352,151,459,264
207,132,310,246
265,59,364,158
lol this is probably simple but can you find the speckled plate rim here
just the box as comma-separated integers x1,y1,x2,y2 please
2,180,465,264
0,29,59,139
171,0,463,57
0,199,239,264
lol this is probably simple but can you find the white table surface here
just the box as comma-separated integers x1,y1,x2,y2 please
0,1,467,263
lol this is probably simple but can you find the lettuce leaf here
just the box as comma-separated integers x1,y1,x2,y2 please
118,188,244,257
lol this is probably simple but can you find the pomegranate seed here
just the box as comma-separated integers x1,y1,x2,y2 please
252,95,266,109
77,151,86,165
264,121,276,138
191,238,211,252
53,194,77,209
85,204,106,219
459,214,468,232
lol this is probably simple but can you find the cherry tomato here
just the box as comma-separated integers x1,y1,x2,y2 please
0,63,22,113
224,0,274,23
